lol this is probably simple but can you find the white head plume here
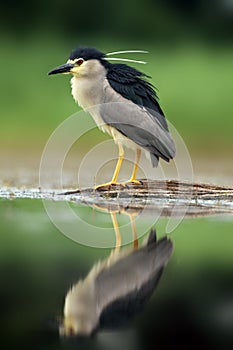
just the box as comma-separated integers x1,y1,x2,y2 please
106,50,149,56
105,57,147,64
104,49,149,64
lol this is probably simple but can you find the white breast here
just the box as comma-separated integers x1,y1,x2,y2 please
71,71,106,129
71,73,121,134
70,69,139,152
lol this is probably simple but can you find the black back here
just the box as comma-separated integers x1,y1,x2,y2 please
104,62,169,131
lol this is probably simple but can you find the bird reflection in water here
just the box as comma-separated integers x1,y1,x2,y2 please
59,208,173,338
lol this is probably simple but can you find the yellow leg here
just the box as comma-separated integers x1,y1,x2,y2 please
95,144,124,189
111,143,124,183
110,212,122,251
126,212,138,249
127,149,141,184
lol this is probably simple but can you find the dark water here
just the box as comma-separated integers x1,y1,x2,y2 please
1,197,233,350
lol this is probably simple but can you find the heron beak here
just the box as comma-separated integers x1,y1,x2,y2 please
48,63,74,75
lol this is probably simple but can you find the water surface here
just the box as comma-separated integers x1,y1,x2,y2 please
1,194,233,349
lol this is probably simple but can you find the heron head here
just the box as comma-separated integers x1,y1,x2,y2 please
48,47,107,78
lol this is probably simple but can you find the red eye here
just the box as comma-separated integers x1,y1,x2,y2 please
76,58,84,66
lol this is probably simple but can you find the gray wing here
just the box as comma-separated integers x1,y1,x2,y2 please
95,235,173,315
99,99,176,167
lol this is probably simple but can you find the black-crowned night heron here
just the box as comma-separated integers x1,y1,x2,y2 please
48,47,176,189
59,230,173,337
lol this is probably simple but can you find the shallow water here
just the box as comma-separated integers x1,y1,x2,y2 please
1,192,233,349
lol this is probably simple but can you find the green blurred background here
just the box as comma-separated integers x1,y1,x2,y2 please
0,0,233,184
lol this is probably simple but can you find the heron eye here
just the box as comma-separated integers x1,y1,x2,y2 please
76,58,84,66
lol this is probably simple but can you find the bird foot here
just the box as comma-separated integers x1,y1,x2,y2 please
95,181,125,191
123,179,143,186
